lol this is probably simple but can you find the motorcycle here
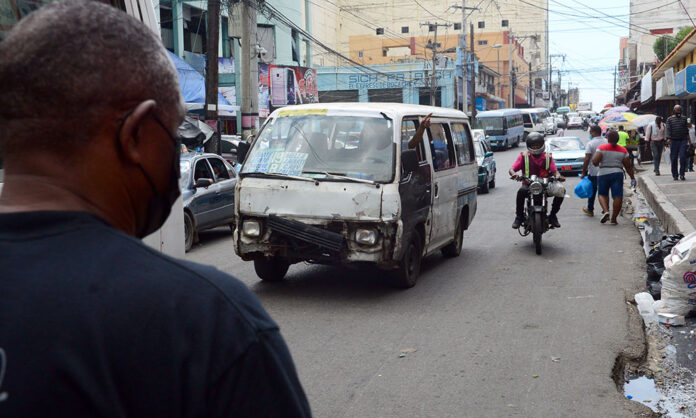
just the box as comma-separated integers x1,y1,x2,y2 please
513,175,564,255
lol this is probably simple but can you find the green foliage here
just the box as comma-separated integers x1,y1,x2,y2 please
654,27,694,61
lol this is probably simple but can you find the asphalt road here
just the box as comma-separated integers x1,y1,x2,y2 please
185,129,648,417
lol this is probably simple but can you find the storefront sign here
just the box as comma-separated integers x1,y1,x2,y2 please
675,68,687,98
640,69,652,103
685,65,696,94
346,71,451,90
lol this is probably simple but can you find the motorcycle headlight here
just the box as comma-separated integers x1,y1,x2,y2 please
355,228,377,245
529,181,544,195
242,220,262,237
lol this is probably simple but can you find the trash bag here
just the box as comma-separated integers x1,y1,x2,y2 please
646,234,684,281
647,280,661,300
655,231,696,316
574,176,593,198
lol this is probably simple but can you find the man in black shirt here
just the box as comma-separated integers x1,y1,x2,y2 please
665,104,689,180
0,1,311,416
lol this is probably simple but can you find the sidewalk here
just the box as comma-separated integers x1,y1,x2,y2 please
636,155,696,235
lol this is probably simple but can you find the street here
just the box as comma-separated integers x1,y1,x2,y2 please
186,130,648,417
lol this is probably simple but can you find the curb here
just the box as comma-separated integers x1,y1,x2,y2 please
637,173,695,235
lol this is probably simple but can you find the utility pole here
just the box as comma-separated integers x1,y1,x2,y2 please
509,28,515,108
548,54,566,109
613,65,617,104
452,2,478,113
237,0,259,142
420,22,451,107
469,23,476,118
205,0,220,153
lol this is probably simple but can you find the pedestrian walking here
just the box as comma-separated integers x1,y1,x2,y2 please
556,122,566,137
592,130,636,225
580,125,607,217
645,116,666,175
688,119,696,172
665,104,689,180
0,2,311,417
617,126,629,147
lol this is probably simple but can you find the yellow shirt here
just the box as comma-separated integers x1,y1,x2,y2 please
618,131,629,147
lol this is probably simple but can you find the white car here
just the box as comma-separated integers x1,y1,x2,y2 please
567,116,583,129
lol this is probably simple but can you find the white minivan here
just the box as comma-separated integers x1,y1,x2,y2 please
234,103,478,287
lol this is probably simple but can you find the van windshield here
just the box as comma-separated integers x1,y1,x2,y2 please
476,117,504,133
241,114,395,183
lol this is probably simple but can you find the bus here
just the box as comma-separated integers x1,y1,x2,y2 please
475,109,525,150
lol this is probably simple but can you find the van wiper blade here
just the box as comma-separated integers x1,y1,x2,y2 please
242,172,317,183
304,171,376,185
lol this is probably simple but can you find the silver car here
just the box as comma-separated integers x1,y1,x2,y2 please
180,152,237,252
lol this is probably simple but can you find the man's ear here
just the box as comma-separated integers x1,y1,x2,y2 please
117,100,157,164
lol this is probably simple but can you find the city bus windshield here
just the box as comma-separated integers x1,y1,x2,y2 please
241,113,395,183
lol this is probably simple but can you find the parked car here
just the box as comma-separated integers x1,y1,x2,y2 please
180,152,237,252
471,128,487,145
545,137,585,174
474,138,496,193
567,116,583,129
234,103,479,288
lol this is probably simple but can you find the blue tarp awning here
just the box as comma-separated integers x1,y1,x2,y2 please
167,50,233,109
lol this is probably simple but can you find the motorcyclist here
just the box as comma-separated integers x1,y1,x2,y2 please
508,132,566,229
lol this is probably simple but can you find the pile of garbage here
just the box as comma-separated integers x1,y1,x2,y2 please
646,234,684,298
637,231,696,326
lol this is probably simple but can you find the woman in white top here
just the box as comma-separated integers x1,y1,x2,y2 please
645,116,666,175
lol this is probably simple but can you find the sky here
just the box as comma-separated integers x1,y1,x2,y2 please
547,0,630,112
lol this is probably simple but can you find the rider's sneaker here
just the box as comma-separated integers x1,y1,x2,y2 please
512,216,523,229
582,207,594,217
549,214,561,228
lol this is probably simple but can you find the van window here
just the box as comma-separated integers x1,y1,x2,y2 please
451,123,474,165
428,123,455,171
401,119,426,162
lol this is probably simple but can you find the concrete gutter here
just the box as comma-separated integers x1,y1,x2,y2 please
637,173,695,235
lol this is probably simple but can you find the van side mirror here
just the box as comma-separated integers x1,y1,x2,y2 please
401,149,419,173
237,141,250,163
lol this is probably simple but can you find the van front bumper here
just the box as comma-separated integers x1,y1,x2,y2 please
234,215,401,267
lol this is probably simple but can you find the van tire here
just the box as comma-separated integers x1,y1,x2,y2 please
441,219,464,258
515,137,520,147
254,256,290,282
391,231,422,288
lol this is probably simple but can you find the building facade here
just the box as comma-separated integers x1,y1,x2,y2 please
311,0,547,108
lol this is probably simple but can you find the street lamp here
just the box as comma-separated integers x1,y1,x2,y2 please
491,44,502,99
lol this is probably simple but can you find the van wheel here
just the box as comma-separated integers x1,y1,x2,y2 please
254,256,290,282
391,231,422,288
515,137,520,147
441,219,464,258
184,212,194,252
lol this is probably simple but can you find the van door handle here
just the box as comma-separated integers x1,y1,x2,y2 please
434,184,439,197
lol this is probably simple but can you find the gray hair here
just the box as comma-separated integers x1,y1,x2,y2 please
0,0,182,157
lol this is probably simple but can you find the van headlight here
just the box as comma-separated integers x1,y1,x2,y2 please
243,220,262,237
529,181,544,196
355,228,377,245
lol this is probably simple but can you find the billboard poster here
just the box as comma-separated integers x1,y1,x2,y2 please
258,64,270,118
269,65,318,106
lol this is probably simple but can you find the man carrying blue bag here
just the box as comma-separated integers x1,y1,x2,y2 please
579,125,607,216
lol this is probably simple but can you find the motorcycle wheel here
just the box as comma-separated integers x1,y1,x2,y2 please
532,212,543,255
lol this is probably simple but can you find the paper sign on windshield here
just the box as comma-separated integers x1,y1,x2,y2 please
246,151,308,176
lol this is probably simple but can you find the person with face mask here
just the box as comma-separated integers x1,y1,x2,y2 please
665,104,689,180
0,2,311,417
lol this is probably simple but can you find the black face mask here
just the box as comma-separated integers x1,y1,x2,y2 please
117,110,182,238
136,114,182,239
